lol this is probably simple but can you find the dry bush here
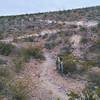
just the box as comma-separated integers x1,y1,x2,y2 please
0,42,14,56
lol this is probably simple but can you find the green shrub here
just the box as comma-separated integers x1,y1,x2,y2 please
0,65,28,100
0,78,28,100
68,91,79,100
0,75,29,100
80,26,87,32
0,59,28,100
0,66,13,98
63,60,77,74
60,54,78,74
68,88,99,100
81,60,97,71
0,80,9,97
81,89,99,100
0,66,12,79
9,78,29,100
13,58,24,73
23,47,45,61
0,42,14,56
59,32,65,37
96,87,100,97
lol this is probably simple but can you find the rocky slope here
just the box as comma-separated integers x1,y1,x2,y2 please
0,6,100,38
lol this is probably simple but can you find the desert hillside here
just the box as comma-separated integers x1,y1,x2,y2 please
0,6,100,100
0,6,100,37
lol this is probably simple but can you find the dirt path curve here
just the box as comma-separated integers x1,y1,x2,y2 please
24,51,86,100
40,52,69,100
38,51,86,100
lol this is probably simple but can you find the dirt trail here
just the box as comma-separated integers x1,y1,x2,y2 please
39,52,69,100
24,51,86,100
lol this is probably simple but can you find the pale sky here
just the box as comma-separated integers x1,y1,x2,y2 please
0,0,100,16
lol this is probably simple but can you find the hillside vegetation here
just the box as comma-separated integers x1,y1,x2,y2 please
0,6,100,37
0,6,100,100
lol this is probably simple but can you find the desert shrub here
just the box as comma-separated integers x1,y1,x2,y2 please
68,91,79,100
23,47,44,61
0,66,13,98
58,32,65,37
60,54,78,74
11,86,28,100
0,80,9,97
13,58,24,73
0,59,28,100
81,60,97,71
9,78,29,100
81,89,99,100
0,74,30,100
0,65,28,100
96,87,100,97
68,88,99,100
0,66,12,79
80,26,87,32
0,78,29,100
0,42,14,56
